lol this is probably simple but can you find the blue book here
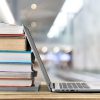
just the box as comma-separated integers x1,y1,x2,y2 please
0,50,35,63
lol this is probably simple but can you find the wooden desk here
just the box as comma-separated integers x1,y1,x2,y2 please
0,84,100,100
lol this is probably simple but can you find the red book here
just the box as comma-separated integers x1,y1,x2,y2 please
0,34,25,37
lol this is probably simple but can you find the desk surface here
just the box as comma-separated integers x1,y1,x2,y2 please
0,84,100,100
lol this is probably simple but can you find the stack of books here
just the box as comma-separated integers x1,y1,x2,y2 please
0,23,38,91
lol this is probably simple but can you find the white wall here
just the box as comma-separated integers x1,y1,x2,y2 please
73,0,100,70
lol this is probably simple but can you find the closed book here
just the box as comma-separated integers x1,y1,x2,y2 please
0,23,23,34
0,34,25,37
0,79,33,87
0,36,27,51
0,63,32,72
0,71,37,79
0,85,39,91
0,51,35,63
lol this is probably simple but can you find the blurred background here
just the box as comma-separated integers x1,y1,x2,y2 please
1,0,100,82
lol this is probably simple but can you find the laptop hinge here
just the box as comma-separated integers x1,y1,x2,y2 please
48,83,54,91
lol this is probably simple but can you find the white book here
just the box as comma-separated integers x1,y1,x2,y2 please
0,63,32,72
0,51,33,63
0,79,33,87
0,23,23,34
0,71,34,79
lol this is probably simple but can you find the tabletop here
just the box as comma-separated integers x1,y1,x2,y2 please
0,84,100,100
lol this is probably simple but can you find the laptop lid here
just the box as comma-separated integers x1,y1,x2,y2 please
23,26,51,86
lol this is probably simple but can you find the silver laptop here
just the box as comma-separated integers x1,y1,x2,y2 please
24,25,100,93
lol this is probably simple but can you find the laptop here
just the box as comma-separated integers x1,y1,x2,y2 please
24,25,100,93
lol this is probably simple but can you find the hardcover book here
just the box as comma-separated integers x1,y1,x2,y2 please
0,37,26,51
0,63,32,72
0,79,33,87
0,84,39,92
0,23,24,34
0,71,37,79
0,50,35,63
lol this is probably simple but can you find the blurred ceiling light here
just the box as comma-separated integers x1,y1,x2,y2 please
31,21,37,28
53,47,60,53
47,0,83,38
42,46,48,53
0,0,15,24
31,4,37,10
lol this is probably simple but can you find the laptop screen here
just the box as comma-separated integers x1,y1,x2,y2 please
24,26,51,85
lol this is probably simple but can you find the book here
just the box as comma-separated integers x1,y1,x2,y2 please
0,23,23,34
0,71,37,79
0,50,35,63
0,84,39,91
0,63,32,72
0,79,33,87
0,36,27,51
0,34,25,37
